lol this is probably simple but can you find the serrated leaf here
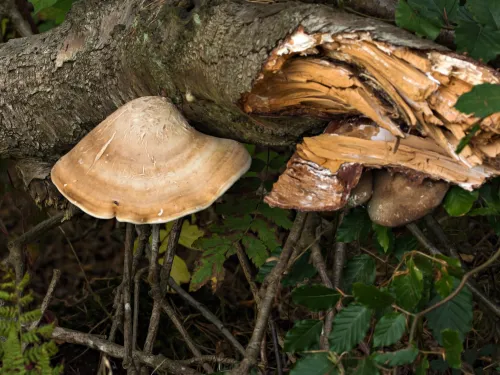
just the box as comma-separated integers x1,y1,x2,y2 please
353,283,395,309
353,358,380,375
467,0,500,30
455,84,500,119
258,204,293,229
216,198,260,216
443,186,479,217
168,220,205,250
391,259,423,311
329,304,372,353
373,347,419,367
342,255,376,293
292,284,341,312
426,280,473,344
284,319,322,353
373,313,407,347
442,329,463,369
242,235,268,267
415,357,430,375
395,0,442,39
250,219,280,251
336,207,372,243
290,354,338,375
372,224,392,253
456,7,500,62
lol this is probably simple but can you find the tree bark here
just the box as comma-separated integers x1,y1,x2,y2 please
0,0,448,163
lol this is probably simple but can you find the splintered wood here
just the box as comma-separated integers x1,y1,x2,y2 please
243,28,500,211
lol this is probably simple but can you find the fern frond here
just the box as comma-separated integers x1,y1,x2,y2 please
18,293,35,308
0,305,17,319
0,290,15,301
21,330,41,345
16,273,31,293
34,324,55,339
0,280,15,290
20,309,41,325
2,328,25,374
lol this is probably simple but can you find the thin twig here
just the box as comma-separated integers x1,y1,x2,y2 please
159,219,183,293
161,300,214,373
236,242,260,304
408,246,500,344
123,223,137,373
29,269,60,330
232,212,307,375
133,267,148,349
167,277,246,356
270,319,283,375
51,327,201,375
407,221,500,318
178,356,239,365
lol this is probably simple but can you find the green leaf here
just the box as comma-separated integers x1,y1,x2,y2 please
455,84,500,118
426,282,473,345
395,0,442,39
443,186,479,217
282,252,318,287
353,283,395,309
435,269,454,298
242,235,268,267
292,284,341,312
456,7,500,62
284,320,323,353
391,259,423,311
290,354,338,375
329,304,372,353
250,219,280,251
256,247,281,283
373,347,419,367
415,357,430,375
30,0,59,14
258,204,293,229
372,224,392,253
353,358,380,375
394,234,419,261
336,207,372,243
189,252,226,292
342,255,376,293
455,124,481,155
442,329,463,369
467,0,500,30
373,313,407,347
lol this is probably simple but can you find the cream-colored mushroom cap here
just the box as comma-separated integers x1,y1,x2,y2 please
50,96,252,224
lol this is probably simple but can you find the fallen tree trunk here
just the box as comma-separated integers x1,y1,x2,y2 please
0,0,472,162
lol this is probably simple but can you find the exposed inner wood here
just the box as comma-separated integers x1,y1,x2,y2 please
243,30,500,167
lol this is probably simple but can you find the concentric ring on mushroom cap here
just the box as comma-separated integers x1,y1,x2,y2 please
50,96,252,224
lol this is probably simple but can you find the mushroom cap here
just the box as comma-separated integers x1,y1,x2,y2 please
367,170,449,227
51,96,251,224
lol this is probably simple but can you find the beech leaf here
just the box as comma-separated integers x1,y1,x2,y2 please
292,285,341,312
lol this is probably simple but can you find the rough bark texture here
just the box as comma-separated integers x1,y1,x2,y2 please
1,0,450,164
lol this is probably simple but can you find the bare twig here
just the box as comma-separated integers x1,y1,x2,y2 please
161,299,214,373
166,277,246,356
408,246,500,344
232,212,307,375
123,223,137,373
407,222,500,318
178,356,238,366
236,242,260,304
133,267,148,349
51,327,201,375
6,206,78,284
159,218,183,293
29,269,60,331
270,319,283,375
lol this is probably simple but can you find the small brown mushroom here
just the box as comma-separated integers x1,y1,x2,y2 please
51,96,251,224
367,170,449,227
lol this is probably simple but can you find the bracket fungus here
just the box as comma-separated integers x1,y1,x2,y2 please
249,26,500,226
51,96,252,224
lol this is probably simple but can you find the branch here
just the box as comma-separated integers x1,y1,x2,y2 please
51,327,201,375
232,212,307,375
122,223,137,373
408,246,500,344
407,222,500,318
166,277,246,356
29,269,60,330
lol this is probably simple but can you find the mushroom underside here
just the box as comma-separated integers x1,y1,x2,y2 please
242,27,500,225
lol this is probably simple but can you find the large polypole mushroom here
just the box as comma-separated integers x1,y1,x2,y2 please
51,96,251,224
